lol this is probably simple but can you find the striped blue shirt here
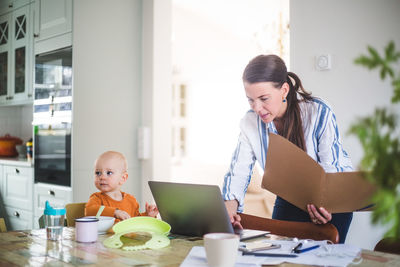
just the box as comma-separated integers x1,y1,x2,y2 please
222,98,353,212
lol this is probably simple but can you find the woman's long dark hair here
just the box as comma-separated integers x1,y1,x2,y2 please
243,55,312,151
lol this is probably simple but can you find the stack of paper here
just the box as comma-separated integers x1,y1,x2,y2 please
180,240,362,267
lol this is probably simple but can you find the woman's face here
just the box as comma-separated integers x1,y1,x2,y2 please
244,81,289,123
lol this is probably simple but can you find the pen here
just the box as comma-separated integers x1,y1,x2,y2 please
294,244,320,254
242,251,298,258
291,242,302,253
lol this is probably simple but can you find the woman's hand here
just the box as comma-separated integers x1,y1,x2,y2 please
114,209,131,220
307,204,332,224
225,200,243,229
145,202,159,218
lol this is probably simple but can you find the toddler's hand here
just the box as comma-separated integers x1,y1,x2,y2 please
114,209,131,220
145,202,159,218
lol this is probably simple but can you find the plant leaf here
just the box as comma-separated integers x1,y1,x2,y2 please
351,41,400,239
392,77,400,103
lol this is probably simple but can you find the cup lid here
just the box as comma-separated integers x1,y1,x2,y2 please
44,200,66,216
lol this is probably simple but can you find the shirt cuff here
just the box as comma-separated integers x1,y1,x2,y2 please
223,193,245,213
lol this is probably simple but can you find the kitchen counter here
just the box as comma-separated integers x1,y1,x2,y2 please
0,157,33,167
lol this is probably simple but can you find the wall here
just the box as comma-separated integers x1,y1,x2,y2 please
290,0,400,249
72,0,142,203
141,0,172,206
0,105,33,142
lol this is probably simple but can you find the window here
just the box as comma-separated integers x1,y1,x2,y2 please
171,74,188,162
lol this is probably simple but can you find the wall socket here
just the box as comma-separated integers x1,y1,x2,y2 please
315,54,332,71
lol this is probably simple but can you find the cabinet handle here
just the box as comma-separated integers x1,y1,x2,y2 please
13,211,20,217
48,190,55,196
34,33,39,38
15,168,20,174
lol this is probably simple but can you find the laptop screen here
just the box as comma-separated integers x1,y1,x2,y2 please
148,181,234,236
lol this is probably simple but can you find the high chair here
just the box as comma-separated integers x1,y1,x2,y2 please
240,213,339,244
65,202,86,227
0,218,7,232
374,237,400,255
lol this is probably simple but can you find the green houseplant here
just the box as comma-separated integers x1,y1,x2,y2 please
349,41,400,239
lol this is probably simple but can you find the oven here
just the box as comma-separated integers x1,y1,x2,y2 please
34,122,71,186
33,46,72,186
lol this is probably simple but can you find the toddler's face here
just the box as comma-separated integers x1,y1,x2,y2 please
94,153,127,193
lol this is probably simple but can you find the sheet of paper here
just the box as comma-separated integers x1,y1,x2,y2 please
180,246,265,267
180,240,362,267
251,239,362,267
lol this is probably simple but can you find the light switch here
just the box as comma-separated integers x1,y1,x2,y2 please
315,54,331,71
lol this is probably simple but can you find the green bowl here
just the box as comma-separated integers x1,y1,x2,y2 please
112,216,171,235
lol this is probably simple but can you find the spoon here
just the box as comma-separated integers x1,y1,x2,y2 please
96,205,105,219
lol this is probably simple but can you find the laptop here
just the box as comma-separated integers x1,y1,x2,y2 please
148,181,269,240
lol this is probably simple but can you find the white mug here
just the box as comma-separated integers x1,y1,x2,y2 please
75,218,98,243
203,233,240,267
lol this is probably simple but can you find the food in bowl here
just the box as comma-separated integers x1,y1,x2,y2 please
84,216,115,234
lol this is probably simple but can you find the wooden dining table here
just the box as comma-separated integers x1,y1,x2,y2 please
0,227,399,266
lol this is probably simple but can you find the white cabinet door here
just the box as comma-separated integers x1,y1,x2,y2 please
2,165,34,230
2,166,33,209
0,0,30,16
33,183,72,217
0,2,33,105
0,1,13,15
33,0,72,53
10,3,32,103
0,12,12,104
5,206,33,230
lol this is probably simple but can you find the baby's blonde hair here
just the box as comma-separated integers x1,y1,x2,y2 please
96,151,128,171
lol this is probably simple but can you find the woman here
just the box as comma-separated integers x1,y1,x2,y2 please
223,55,353,243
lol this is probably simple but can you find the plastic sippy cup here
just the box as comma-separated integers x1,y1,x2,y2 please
44,201,66,241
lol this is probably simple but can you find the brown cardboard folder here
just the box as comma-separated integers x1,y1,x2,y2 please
262,134,377,213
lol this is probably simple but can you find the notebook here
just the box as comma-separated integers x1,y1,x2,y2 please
148,181,269,239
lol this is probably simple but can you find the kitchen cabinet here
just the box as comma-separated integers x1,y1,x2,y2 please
0,0,31,16
5,206,32,230
33,183,72,229
0,1,33,106
2,165,33,207
33,0,72,54
2,165,33,230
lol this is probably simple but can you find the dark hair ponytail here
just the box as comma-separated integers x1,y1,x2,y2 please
243,55,312,151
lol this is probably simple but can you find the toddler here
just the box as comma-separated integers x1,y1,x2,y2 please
85,151,158,222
